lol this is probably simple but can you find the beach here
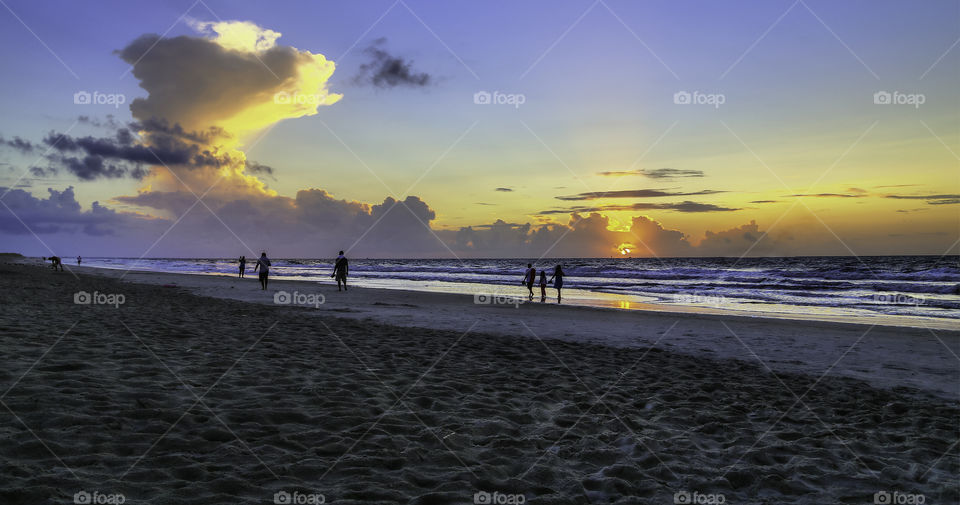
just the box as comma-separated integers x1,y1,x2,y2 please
1,259,958,504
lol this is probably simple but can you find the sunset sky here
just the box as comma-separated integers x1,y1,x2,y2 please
0,0,957,258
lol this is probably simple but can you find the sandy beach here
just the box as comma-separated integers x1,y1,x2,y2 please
1,259,957,504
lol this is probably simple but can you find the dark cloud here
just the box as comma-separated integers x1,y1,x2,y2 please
750,200,779,204
885,194,960,205
556,189,724,201
354,38,431,88
0,186,157,236
598,168,704,179
246,161,275,178
788,193,865,198
540,201,739,215
0,136,35,154
494,187,513,192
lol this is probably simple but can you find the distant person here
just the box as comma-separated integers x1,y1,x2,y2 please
238,255,246,278
539,270,547,302
332,251,349,291
253,252,271,290
49,256,63,272
522,263,536,299
549,265,565,303
77,256,81,265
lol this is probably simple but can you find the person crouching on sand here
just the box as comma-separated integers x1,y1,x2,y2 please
549,264,564,303
253,252,271,290
49,256,63,272
332,251,348,291
539,270,547,302
522,263,535,299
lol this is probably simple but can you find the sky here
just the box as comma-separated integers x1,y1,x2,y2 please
0,0,957,258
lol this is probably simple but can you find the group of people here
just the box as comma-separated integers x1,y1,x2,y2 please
523,263,565,303
238,251,350,292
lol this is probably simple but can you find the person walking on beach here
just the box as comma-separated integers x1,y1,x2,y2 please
332,251,349,291
238,255,246,278
522,263,536,299
77,256,81,265
539,270,548,302
549,264,565,303
253,252,271,290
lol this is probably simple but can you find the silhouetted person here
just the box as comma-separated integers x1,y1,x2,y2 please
549,265,565,303
332,251,348,291
238,255,246,278
49,256,63,272
522,263,535,299
539,271,547,302
77,256,81,265
253,252,271,290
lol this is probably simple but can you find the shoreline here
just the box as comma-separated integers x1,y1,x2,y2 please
1,260,957,504
27,258,960,401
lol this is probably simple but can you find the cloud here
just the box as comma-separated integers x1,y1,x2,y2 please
885,193,960,205
750,200,779,204
0,186,163,237
354,38,431,88
556,189,724,201
598,168,704,179
494,187,513,192
788,193,866,198
0,136,35,154
540,201,740,214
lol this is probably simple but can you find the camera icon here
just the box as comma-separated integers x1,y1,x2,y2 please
274,291,291,305
874,491,891,504
273,91,291,105
873,91,892,105
473,293,491,304
673,91,691,105
474,491,492,504
73,91,91,105
74,291,92,304
274,491,291,504
473,91,491,105
74,491,91,504
673,490,691,504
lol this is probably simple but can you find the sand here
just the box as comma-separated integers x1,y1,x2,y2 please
0,259,957,504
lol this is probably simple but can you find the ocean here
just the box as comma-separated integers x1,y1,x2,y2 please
79,255,960,327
